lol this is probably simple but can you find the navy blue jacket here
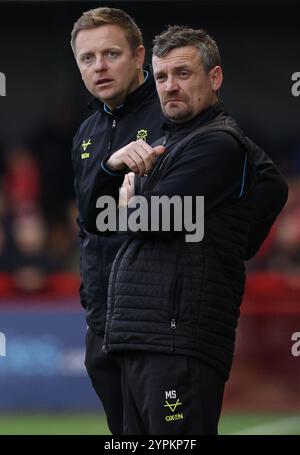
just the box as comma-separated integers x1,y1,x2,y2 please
72,69,164,335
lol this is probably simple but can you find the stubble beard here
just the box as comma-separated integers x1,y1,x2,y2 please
163,103,194,123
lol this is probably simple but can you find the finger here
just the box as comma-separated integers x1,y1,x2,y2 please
136,139,154,153
120,142,155,175
121,154,140,174
126,149,147,176
138,142,165,171
124,145,148,176
137,140,159,164
132,150,147,176
133,144,157,175
153,145,166,155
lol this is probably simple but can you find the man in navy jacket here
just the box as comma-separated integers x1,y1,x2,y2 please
71,7,163,434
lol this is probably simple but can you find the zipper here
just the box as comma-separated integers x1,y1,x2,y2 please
103,118,118,352
169,273,182,351
170,318,176,352
107,118,117,153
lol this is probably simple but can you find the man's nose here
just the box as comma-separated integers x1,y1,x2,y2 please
165,76,179,93
94,56,107,72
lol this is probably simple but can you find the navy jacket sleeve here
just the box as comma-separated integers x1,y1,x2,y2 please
83,131,247,236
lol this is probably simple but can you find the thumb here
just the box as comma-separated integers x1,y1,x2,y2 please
127,172,135,185
153,145,166,155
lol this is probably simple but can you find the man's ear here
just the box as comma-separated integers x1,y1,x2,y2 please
210,66,223,92
135,45,146,69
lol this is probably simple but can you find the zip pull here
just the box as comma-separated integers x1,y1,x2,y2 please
108,119,117,152
170,318,176,351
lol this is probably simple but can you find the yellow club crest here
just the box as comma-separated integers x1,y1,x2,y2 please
136,129,148,141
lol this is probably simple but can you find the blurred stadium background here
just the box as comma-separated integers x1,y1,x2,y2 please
0,0,299,435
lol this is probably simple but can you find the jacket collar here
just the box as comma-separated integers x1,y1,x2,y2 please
162,100,226,135
88,65,156,117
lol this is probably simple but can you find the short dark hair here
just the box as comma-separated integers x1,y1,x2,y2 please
71,7,143,54
153,25,220,72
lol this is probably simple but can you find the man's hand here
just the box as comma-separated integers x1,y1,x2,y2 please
106,140,166,176
118,172,135,208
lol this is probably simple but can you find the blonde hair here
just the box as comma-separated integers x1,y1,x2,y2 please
71,7,143,54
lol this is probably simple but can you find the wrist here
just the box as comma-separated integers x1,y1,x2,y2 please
101,156,127,176
106,156,126,172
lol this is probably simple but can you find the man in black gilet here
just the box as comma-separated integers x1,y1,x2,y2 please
84,26,288,434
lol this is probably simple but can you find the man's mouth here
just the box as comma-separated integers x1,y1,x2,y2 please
165,99,183,104
95,79,113,86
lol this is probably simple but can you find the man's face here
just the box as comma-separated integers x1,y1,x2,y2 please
75,24,144,109
152,45,222,123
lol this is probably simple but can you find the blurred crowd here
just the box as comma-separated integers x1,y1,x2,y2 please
0,106,81,293
0,105,299,293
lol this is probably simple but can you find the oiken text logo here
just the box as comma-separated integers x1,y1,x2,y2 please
291,72,300,97
0,72,6,96
0,332,6,357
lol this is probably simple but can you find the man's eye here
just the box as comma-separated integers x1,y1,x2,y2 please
155,75,165,82
107,51,119,58
81,55,92,63
179,72,189,78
